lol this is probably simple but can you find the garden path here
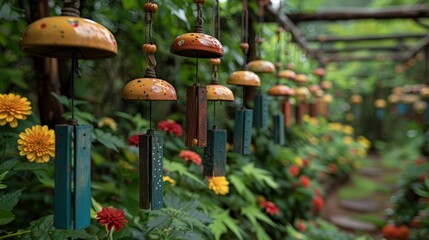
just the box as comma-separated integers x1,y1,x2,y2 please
321,154,401,239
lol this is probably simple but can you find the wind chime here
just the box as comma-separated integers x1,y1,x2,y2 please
267,25,293,145
277,33,297,128
121,1,177,210
20,0,117,229
310,67,325,117
170,0,224,148
227,0,261,155
204,0,234,176
319,80,333,118
248,1,275,129
294,73,310,124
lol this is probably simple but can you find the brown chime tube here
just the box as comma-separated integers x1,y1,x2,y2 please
295,102,306,124
309,101,317,117
282,99,292,128
185,84,208,147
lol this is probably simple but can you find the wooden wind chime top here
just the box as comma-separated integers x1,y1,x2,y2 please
19,1,117,59
170,0,224,58
207,59,234,101
121,2,177,102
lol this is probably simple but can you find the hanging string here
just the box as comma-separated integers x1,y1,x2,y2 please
213,101,216,129
149,101,152,130
195,3,204,33
144,1,157,78
241,0,249,69
213,0,220,41
61,0,80,17
70,50,80,125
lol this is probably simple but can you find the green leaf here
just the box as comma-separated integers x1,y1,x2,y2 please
93,129,125,152
229,175,254,201
164,160,205,187
122,0,138,10
209,210,243,240
34,171,54,188
0,189,23,211
241,205,276,227
242,163,279,190
0,208,15,225
13,162,50,172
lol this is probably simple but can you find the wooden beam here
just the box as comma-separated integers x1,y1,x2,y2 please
321,53,401,63
319,45,408,54
287,5,429,23
308,33,427,43
399,34,429,62
265,5,318,61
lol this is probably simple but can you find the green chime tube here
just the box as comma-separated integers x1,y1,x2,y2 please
54,125,92,230
233,108,253,155
273,114,285,145
204,128,227,176
139,130,164,210
253,93,268,129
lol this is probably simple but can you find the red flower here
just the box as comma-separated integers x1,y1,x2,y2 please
415,157,426,165
260,200,280,215
296,220,306,231
128,133,141,146
382,224,396,239
328,163,337,173
96,207,128,232
179,150,202,165
288,165,300,177
312,196,324,211
302,158,310,167
299,175,311,187
157,120,182,137
314,188,322,196
396,225,410,240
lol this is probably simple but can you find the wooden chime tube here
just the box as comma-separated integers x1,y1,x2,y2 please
282,99,292,128
309,102,317,117
185,84,207,147
295,102,307,125
54,124,92,230
253,93,268,129
273,114,285,145
139,130,163,210
203,129,227,176
233,108,253,155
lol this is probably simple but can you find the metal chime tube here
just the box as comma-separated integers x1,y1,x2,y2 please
204,128,227,176
233,108,253,155
273,114,285,145
139,129,163,210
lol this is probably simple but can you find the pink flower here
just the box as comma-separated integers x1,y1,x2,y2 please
157,120,182,137
128,133,141,146
96,207,128,232
288,165,300,177
179,150,202,165
299,175,311,187
260,200,280,215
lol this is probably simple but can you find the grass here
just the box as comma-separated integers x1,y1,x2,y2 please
351,213,386,228
338,175,388,201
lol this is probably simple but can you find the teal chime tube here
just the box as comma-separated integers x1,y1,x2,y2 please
273,114,285,145
253,93,268,129
233,108,253,155
54,124,92,230
139,130,163,210
204,128,227,176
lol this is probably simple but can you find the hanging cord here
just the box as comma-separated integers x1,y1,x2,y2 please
143,1,158,78
195,2,204,33
210,0,220,85
240,0,249,69
70,50,80,125
61,0,80,17
275,28,282,85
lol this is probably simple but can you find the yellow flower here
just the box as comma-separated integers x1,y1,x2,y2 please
343,136,354,145
357,136,371,149
342,125,354,135
163,176,176,186
98,117,118,131
208,176,229,195
328,123,343,132
293,157,303,167
0,93,32,128
345,113,354,122
17,125,55,163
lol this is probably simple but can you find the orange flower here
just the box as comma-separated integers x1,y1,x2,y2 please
299,175,311,187
96,207,128,232
0,93,32,128
179,150,202,165
17,125,55,163
296,220,306,231
381,224,397,239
